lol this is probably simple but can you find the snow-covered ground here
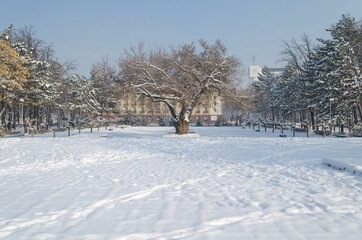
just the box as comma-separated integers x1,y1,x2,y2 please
0,126,361,240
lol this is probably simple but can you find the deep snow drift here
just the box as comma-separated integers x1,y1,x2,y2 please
0,127,361,240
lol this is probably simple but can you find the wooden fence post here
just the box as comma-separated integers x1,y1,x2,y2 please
68,127,70,136
53,129,56,138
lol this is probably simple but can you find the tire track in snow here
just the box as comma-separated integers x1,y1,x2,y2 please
116,211,276,240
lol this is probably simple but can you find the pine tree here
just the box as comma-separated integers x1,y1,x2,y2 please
66,75,101,124
252,67,277,120
327,14,362,69
311,37,361,123
301,48,320,128
90,57,120,115
332,38,361,121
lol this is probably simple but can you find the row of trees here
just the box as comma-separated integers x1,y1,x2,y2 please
0,25,121,136
4,14,358,136
1,23,245,135
252,14,362,130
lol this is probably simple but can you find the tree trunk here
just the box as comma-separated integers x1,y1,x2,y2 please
57,110,62,129
12,106,17,130
174,119,190,134
309,108,315,130
352,106,358,124
357,103,362,123
7,106,12,132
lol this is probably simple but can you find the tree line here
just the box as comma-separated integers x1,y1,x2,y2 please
1,14,361,136
251,14,362,133
1,24,245,135
0,24,122,136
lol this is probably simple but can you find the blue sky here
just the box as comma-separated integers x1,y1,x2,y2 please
1,0,361,80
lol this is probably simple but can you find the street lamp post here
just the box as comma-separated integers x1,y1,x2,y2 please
19,98,24,134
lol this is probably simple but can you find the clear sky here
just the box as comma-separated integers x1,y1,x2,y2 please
1,0,361,80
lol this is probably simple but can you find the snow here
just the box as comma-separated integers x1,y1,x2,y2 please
1,126,362,239
323,158,362,175
162,133,200,138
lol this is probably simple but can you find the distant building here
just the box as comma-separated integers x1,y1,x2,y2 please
111,93,223,126
267,68,284,77
248,65,284,83
248,65,262,84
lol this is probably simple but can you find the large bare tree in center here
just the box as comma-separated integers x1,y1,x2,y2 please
119,40,241,134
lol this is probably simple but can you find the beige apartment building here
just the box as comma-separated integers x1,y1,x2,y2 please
116,93,223,126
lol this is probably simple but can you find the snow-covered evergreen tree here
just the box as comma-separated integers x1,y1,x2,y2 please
331,38,361,121
90,57,120,115
252,67,277,120
65,75,101,124
327,14,362,69
311,37,361,123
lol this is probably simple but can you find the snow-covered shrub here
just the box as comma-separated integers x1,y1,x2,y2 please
351,124,362,137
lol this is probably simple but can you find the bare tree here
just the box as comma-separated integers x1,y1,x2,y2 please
280,34,314,71
15,25,45,60
119,40,242,134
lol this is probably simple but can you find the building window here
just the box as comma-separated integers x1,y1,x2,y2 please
125,100,128,105
203,108,208,113
133,100,137,105
140,107,144,113
204,116,208,122
196,108,201,113
189,116,192,122
133,107,137,113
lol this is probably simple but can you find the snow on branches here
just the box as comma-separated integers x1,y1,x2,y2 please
119,40,241,134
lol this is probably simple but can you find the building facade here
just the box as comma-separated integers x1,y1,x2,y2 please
115,94,223,126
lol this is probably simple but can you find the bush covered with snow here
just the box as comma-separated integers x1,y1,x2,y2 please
351,124,362,137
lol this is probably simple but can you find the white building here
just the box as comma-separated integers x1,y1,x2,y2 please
248,65,284,84
248,65,263,84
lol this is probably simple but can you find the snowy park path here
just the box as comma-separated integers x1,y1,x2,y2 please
0,127,361,239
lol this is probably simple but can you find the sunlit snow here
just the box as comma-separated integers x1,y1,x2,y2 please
0,127,361,239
